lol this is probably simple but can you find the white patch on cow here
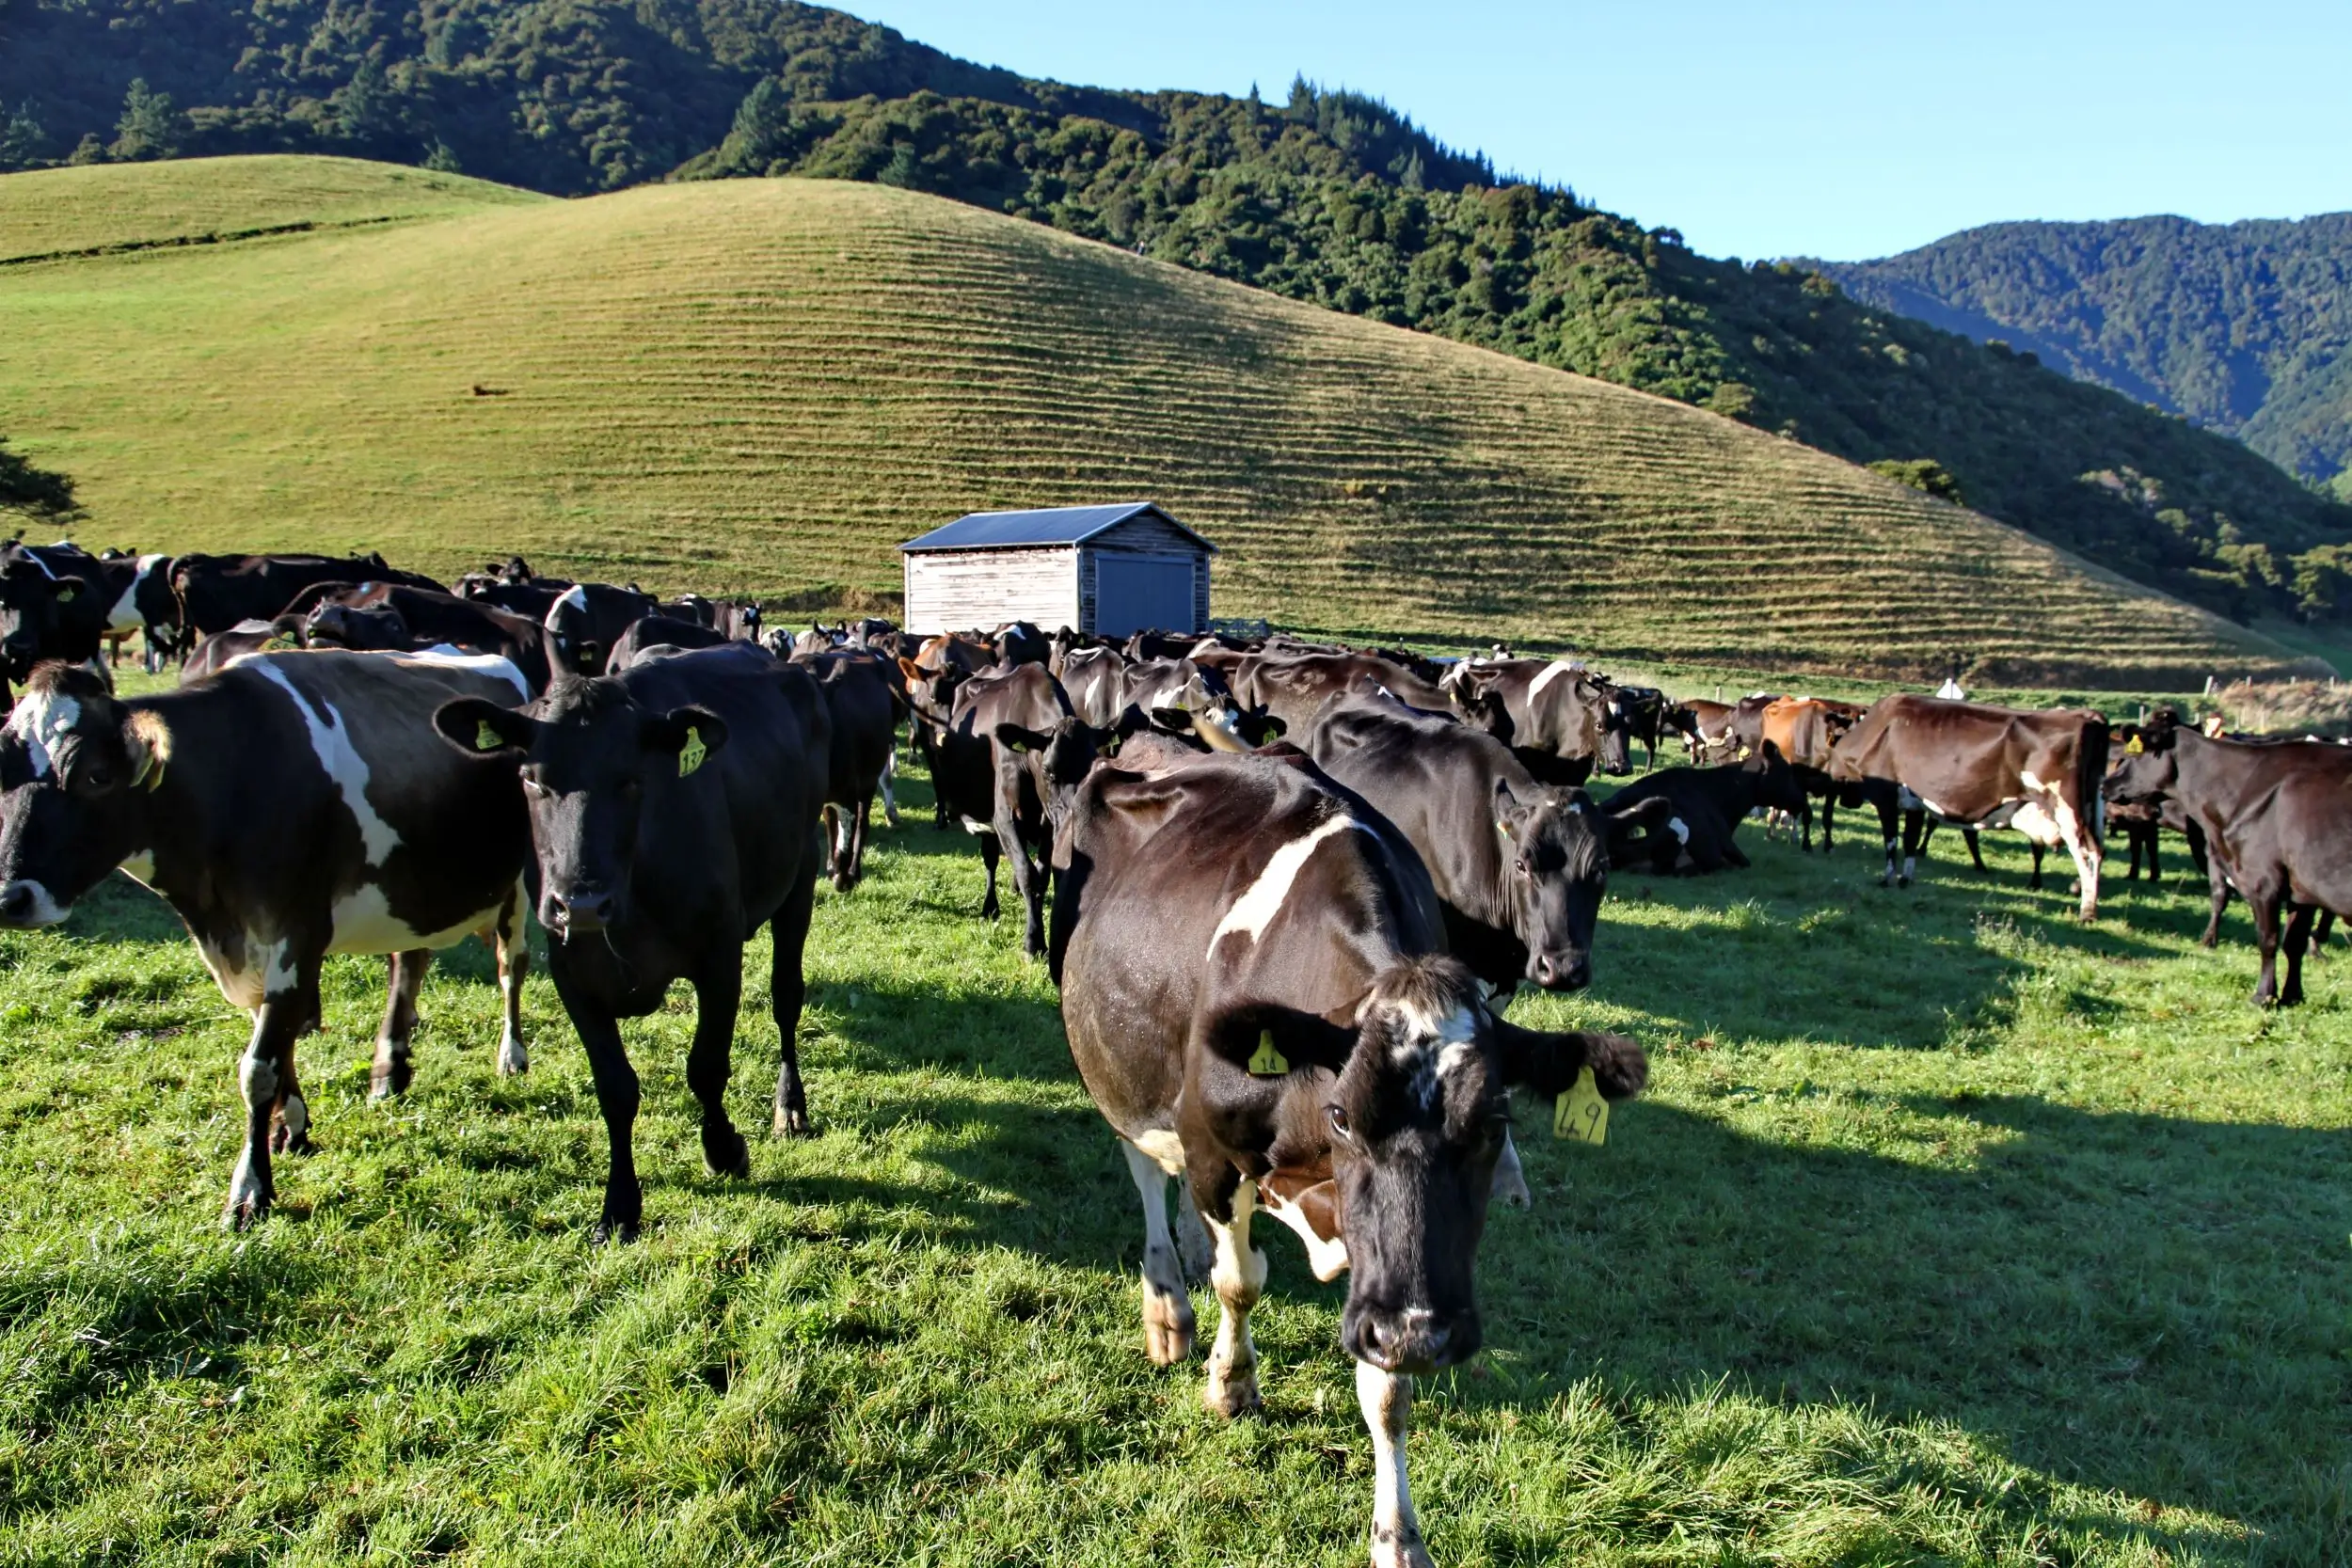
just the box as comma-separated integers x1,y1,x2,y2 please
960,816,994,836
1669,816,1690,844
1902,854,1918,881
246,660,401,863
199,938,265,1013
1133,1127,1187,1176
225,1148,266,1221
2019,768,2051,794
498,1026,529,1076
238,1040,279,1108
1357,1360,1425,1567
1936,678,1967,700
386,644,531,700
1262,1184,1350,1281
2009,799,2065,847
546,584,589,628
880,746,898,821
3,879,68,927
326,885,503,958
1528,659,1578,699
278,1092,309,1144
1209,814,1361,955
103,572,144,633
1203,1179,1266,1414
8,689,79,778
262,939,297,999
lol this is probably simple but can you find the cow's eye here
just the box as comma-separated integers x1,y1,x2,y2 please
1327,1105,1353,1141
1514,858,1533,879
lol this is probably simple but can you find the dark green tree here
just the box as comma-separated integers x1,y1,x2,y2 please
0,437,78,521
0,103,46,169
1868,458,1965,503
108,78,183,161
336,57,398,148
715,77,794,175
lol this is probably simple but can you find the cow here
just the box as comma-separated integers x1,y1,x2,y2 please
1757,697,1867,850
0,542,134,683
1830,696,2107,919
432,641,832,1240
182,617,307,681
993,621,1051,669
1049,748,1645,1568
172,554,444,640
602,613,731,673
1056,645,1129,729
789,624,845,657
2106,725,2352,1006
1598,744,1813,875
792,646,902,889
541,582,659,675
0,649,535,1227
101,552,179,671
305,584,555,694
456,575,572,622
1609,685,1674,769
713,601,766,643
1675,698,1738,761
1234,652,1453,736
929,662,1102,957
1442,658,1629,784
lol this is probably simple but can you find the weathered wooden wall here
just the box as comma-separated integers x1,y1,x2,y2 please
903,546,1080,633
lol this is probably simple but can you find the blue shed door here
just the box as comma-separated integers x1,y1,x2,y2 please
1093,555,1196,637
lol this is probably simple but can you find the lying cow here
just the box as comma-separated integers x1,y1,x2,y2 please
1050,749,1645,1568
1598,743,1811,874
1830,695,2106,919
2106,725,2352,1006
0,649,535,1227
435,642,832,1239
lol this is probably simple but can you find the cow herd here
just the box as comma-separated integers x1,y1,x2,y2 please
0,540,2342,1568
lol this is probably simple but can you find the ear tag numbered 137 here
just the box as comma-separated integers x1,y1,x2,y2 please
677,725,707,778
1554,1066,1609,1146
1247,1030,1289,1076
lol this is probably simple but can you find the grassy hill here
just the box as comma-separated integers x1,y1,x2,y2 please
1806,214,2352,496
0,156,2313,686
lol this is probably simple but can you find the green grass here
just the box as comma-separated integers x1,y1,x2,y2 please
0,155,2310,688
0,706,2343,1565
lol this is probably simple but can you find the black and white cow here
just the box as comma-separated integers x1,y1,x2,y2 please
0,649,535,1227
1050,749,1645,1568
541,582,659,675
434,642,831,1240
930,662,1103,957
1597,745,1812,874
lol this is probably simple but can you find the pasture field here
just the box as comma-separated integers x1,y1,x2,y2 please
0,709,2344,1566
0,155,2307,688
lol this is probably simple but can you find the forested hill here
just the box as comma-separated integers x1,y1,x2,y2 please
6,0,2351,628
1807,215,2352,501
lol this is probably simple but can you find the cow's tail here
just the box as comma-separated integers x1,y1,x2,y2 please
2077,715,2110,847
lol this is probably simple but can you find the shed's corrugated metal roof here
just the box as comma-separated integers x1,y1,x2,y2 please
898,502,1216,554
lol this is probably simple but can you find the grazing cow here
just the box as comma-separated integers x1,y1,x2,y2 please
930,662,1102,957
1830,695,2107,918
182,617,307,681
172,554,444,640
1234,652,1453,736
1443,658,1629,784
602,613,731,673
1599,744,1813,875
305,585,555,693
433,642,832,1239
541,582,659,675
792,646,902,889
0,650,535,1227
1050,749,1645,1568
2106,726,2352,1006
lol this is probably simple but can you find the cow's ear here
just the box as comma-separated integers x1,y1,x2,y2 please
1489,1014,1647,1101
0,735,34,791
1493,777,1525,838
648,705,728,773
993,721,1051,754
433,698,533,758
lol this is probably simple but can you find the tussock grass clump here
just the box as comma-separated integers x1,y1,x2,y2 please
2206,677,2352,738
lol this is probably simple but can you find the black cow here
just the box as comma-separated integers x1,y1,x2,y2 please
0,542,129,683
930,662,1101,957
1597,745,1811,874
172,554,444,640
541,582,659,675
1050,748,1645,1566
994,621,1051,668
602,613,730,673
305,584,556,694
435,642,832,1239
1233,652,1454,735
456,575,572,622
2106,726,2352,1006
0,649,535,1227
793,646,903,889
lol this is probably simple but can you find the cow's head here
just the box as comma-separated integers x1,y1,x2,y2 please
0,558,72,682
1591,680,1634,775
0,663,167,926
2103,719,2180,804
1492,779,1611,990
994,716,1106,825
1282,955,1644,1375
306,600,410,651
435,676,723,940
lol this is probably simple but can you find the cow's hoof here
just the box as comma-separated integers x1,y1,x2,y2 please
704,1127,752,1180
1143,1297,1196,1365
884,810,902,829
1897,875,1914,890
369,1062,411,1101
1203,1364,1262,1419
1370,1526,1437,1568
773,1103,812,1137
268,1123,312,1157
221,1191,273,1232
497,1036,530,1076
592,1217,641,1246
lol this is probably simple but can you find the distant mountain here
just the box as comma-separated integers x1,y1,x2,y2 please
5,0,2351,626
1806,215,2352,499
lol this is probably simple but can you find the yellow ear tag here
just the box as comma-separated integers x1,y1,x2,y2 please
1247,1030,1289,1077
263,636,299,653
677,726,707,778
2125,735,2144,755
1553,1066,1609,1145
475,719,503,752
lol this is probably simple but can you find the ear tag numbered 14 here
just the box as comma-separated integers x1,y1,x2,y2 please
475,719,503,752
1247,1030,1289,1077
677,725,707,778
1554,1066,1609,1146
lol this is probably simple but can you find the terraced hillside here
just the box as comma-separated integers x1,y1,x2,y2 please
0,156,2308,684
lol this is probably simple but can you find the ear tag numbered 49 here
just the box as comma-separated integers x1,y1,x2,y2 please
1554,1066,1609,1145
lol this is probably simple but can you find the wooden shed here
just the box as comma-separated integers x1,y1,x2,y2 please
898,502,1216,637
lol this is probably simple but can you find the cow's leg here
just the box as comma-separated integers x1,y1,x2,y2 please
848,794,872,887
1798,800,1813,853
2025,842,2043,889
770,865,818,1135
977,832,1002,921
688,950,751,1178
2051,793,2102,922
822,803,847,889
2251,887,2285,1007
2280,902,2315,1006
492,890,530,1076
880,745,901,829
2203,864,2230,948
1173,1180,1214,1283
2314,908,2336,961
1820,793,1835,855
559,982,642,1243
269,1047,312,1156
225,954,318,1230
1000,816,1048,958
1358,1361,1433,1568
1200,1177,1266,1418
1899,808,1926,888
370,948,433,1101
1960,829,1986,873
1123,1141,1196,1365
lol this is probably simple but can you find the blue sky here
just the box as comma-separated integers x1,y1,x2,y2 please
845,1,2350,261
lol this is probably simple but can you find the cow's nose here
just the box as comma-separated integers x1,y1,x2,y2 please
0,882,35,924
1354,1309,1453,1375
1530,953,1591,991
541,888,613,937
